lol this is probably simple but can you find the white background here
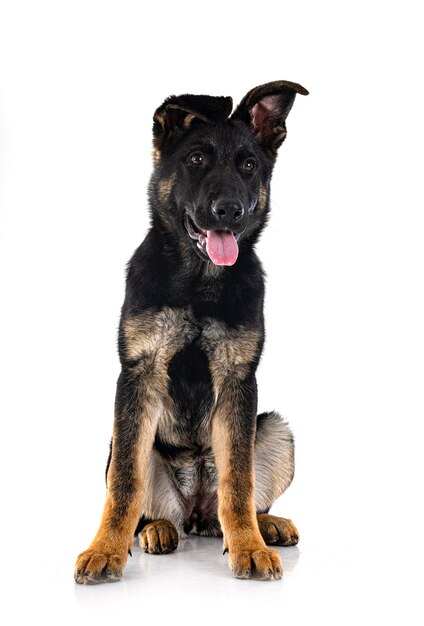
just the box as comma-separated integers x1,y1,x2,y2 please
0,1,423,624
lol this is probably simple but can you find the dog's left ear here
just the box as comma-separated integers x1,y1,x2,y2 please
232,80,308,156
153,94,233,154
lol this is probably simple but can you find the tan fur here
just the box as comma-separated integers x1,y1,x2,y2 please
165,104,209,124
139,519,179,554
257,513,299,546
152,113,166,160
122,307,197,363
121,307,200,447
177,236,198,267
211,406,260,536
74,493,140,583
153,112,165,129
200,319,260,395
157,172,177,205
258,183,268,211
183,112,196,128
275,125,287,145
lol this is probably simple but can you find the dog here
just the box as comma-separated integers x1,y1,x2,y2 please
74,80,308,584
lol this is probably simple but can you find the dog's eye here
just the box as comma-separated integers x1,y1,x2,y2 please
188,152,204,166
242,157,257,173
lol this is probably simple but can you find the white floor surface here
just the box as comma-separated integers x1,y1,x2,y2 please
5,516,421,626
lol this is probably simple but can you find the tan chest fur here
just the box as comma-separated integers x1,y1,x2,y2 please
122,306,260,447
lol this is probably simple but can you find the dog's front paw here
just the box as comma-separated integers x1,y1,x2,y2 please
228,545,283,580
74,544,128,584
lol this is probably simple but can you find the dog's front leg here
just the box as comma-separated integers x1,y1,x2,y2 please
211,375,283,580
74,365,163,584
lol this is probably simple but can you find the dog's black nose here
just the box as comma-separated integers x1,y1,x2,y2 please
212,201,245,223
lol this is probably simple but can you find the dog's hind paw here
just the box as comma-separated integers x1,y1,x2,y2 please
257,514,299,546
139,519,179,554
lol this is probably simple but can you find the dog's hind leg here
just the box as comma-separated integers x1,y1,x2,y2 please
253,411,299,546
135,449,187,554
200,411,298,545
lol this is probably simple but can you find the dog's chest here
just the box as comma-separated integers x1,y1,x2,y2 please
157,308,260,447
122,306,260,447
166,338,214,437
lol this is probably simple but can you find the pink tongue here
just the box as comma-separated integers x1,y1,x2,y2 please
206,230,239,266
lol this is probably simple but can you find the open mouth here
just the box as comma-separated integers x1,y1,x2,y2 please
184,213,240,266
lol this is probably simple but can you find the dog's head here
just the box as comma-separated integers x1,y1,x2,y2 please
149,81,308,266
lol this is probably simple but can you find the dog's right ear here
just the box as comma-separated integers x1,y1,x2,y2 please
152,94,233,158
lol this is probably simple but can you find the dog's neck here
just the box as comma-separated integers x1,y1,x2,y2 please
129,225,263,321
145,220,261,310
151,218,231,278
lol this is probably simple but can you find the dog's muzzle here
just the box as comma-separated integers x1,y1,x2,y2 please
184,212,243,266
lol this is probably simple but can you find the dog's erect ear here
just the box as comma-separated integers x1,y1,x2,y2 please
232,80,308,156
153,94,233,154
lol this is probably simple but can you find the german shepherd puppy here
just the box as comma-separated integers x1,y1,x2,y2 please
75,80,308,584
